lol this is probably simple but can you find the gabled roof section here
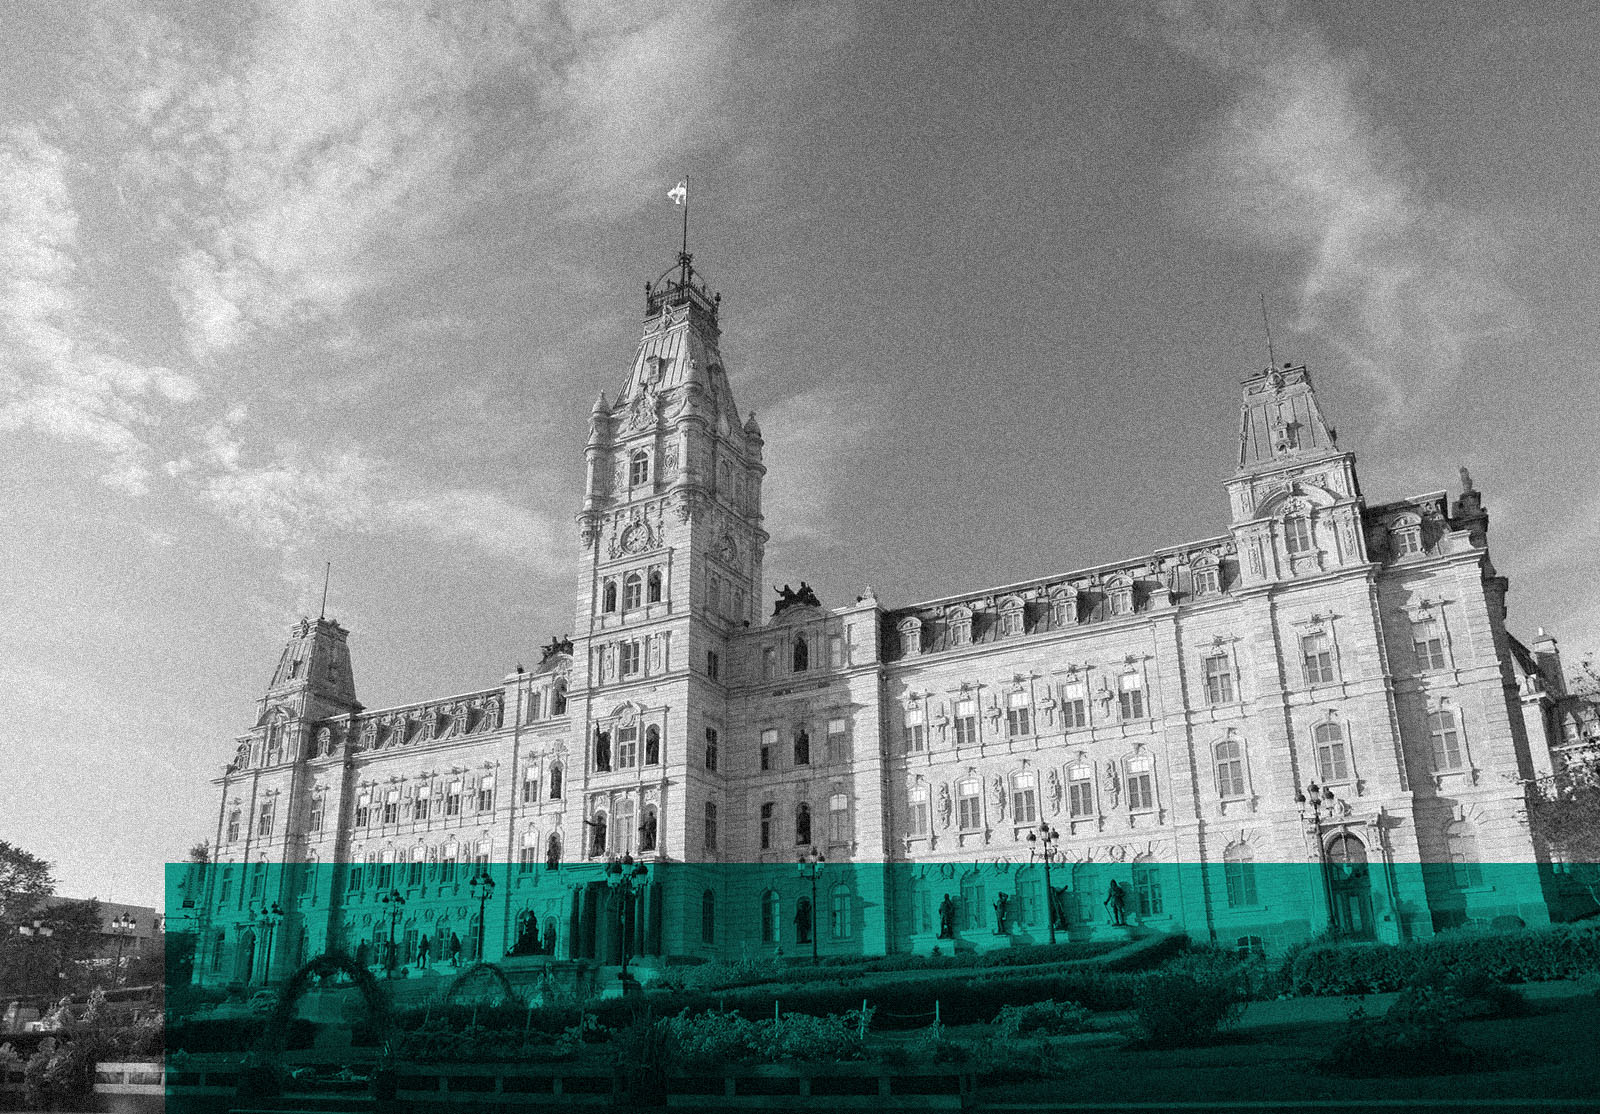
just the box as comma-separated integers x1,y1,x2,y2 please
1237,363,1340,473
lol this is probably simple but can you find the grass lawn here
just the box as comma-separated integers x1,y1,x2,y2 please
976,992,1600,1104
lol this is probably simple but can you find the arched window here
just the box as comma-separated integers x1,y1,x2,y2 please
545,833,562,871
551,681,567,716
793,726,811,766
701,889,716,944
703,801,718,849
1224,843,1257,907
639,806,658,852
588,813,607,857
602,581,617,613
1429,709,1464,771
548,763,563,800
629,449,649,487
830,884,852,939
761,890,780,944
1314,722,1349,781
792,635,809,672
795,802,812,845
624,572,643,610
1132,857,1163,917
1214,737,1246,798
1444,821,1483,889
647,569,663,603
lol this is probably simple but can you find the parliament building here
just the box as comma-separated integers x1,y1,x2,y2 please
186,250,1582,986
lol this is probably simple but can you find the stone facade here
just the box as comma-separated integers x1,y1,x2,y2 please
189,256,1572,985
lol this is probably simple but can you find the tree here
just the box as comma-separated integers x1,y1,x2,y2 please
1527,762,1600,910
0,840,56,921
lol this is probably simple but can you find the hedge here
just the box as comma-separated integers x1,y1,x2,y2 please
1292,922,1600,996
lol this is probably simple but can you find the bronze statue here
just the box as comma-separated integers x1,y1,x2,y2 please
938,893,956,939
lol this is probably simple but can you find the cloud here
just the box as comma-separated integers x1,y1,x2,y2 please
0,125,198,493
758,384,882,553
1148,0,1526,402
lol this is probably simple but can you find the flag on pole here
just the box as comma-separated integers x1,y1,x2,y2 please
668,180,687,205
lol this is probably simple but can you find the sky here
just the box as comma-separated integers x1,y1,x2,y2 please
3,0,1598,911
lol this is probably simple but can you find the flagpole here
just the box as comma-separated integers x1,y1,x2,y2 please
680,175,690,285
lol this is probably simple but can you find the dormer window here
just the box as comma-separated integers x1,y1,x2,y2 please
1107,578,1134,616
628,449,649,488
1394,521,1423,557
897,617,922,658
1050,590,1078,628
1193,563,1221,597
948,608,972,646
999,600,1024,637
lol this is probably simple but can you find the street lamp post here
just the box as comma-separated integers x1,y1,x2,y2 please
382,889,406,977
257,903,283,985
17,920,54,1000
110,913,137,986
604,854,650,985
796,849,825,964
469,870,496,963
1295,782,1338,935
1026,821,1064,945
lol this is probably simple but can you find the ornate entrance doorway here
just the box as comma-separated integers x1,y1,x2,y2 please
1327,833,1375,940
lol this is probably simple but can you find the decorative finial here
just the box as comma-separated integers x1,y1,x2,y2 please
1459,466,1474,494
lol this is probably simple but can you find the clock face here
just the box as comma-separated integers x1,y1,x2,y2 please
621,523,648,554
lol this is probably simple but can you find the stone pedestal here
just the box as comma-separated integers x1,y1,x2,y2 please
962,930,1013,954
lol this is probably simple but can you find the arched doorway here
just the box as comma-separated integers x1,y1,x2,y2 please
1327,833,1375,939
235,928,257,984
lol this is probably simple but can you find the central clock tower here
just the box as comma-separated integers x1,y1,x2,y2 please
567,251,767,938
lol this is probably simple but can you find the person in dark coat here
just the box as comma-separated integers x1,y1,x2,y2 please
417,935,430,969
450,932,462,966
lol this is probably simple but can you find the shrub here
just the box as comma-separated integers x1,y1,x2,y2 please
1124,971,1246,1048
1292,923,1600,996
659,1007,871,1067
992,1000,1094,1038
1325,997,1479,1077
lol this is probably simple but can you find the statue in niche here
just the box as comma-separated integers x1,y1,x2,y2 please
937,894,956,939
315,727,331,756
231,741,250,770
1047,770,1063,815
1049,885,1071,929
993,892,1010,935
991,775,1006,819
938,784,953,829
1104,880,1129,926
1105,761,1121,809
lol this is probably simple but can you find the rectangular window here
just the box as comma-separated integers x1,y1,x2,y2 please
477,776,494,812
383,791,399,825
704,727,719,771
793,727,811,766
828,794,850,844
1285,516,1314,555
257,802,274,838
954,698,978,746
1204,654,1234,704
446,780,463,817
250,862,265,900
346,864,362,893
703,802,718,850
1011,773,1038,824
309,796,324,832
616,726,637,769
1126,756,1155,811
1430,711,1464,771
760,728,776,771
518,841,537,874
904,707,926,752
760,802,774,849
1118,672,1146,720
707,650,720,681
521,777,537,805
414,786,431,821
377,859,392,890
620,641,641,676
909,790,930,836
441,849,457,884
1062,682,1088,729
957,778,982,830
1413,619,1447,671
355,794,371,827
826,717,849,764
1006,691,1032,737
761,646,775,680
1302,632,1335,685
1068,767,1094,817
828,635,844,668
1394,526,1423,556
